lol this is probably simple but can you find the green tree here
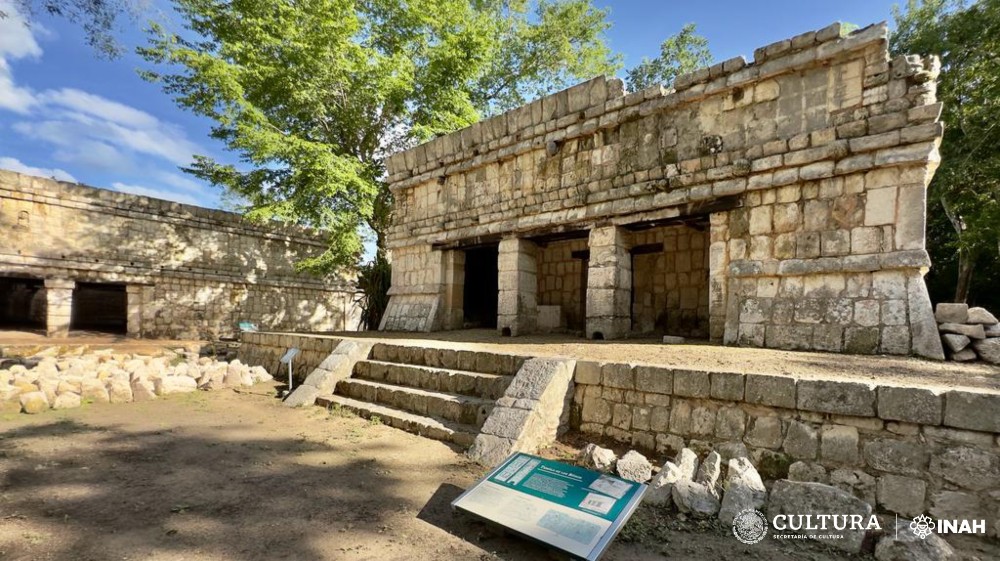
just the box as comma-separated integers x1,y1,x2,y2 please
2,0,150,58
891,0,1000,305
625,23,712,91
139,0,620,274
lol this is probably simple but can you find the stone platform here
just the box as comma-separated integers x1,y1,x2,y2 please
238,329,1000,527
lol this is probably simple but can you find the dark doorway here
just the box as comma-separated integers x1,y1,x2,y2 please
71,282,127,334
0,277,45,329
463,244,499,328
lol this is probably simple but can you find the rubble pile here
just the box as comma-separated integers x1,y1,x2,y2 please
1,350,272,415
935,303,1000,363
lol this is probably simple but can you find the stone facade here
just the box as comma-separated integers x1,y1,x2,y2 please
381,22,945,359
0,171,360,339
571,359,1000,531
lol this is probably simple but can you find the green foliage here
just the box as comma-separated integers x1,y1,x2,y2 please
625,23,712,91
139,0,620,273
891,0,1000,305
357,254,392,330
3,0,148,58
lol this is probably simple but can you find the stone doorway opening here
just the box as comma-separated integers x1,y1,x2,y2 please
535,236,589,332
462,244,499,329
71,282,127,334
0,276,46,330
629,222,710,339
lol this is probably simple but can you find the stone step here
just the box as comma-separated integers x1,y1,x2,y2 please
369,343,527,376
315,394,477,447
335,378,494,427
353,360,512,400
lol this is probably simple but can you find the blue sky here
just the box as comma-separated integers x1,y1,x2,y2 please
0,0,902,210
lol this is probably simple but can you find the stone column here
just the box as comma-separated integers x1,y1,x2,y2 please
441,250,465,330
126,285,144,338
586,225,631,339
44,279,75,338
497,237,538,336
708,212,730,343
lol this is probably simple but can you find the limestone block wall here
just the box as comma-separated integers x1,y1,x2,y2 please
382,21,946,358
537,238,588,330
571,360,1000,530
0,171,360,339
237,332,346,381
632,225,709,337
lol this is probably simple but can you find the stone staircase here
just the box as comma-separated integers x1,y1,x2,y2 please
315,343,526,447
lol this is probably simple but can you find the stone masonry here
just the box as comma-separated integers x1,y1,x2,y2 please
571,359,1000,533
381,22,946,359
0,171,360,339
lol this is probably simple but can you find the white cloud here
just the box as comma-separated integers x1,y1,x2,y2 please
111,182,202,206
0,1,213,206
40,88,159,129
0,4,41,113
0,156,76,182
0,5,42,59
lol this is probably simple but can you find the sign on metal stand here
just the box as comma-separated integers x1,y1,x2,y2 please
279,347,300,391
452,453,646,560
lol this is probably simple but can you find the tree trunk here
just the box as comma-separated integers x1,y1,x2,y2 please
954,248,976,303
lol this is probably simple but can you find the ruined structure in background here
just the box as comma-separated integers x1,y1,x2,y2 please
381,22,946,359
0,172,360,339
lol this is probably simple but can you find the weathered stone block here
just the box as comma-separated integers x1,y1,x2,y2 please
820,425,859,465
783,421,818,460
878,385,942,425
673,369,710,398
601,363,634,389
745,416,784,449
767,481,873,553
862,438,929,476
710,372,744,401
745,374,796,409
929,446,1000,491
968,307,998,325
939,322,985,339
634,366,672,395
876,474,926,517
797,379,875,416
574,361,602,385
715,407,747,439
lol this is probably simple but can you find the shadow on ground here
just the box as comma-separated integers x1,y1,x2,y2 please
0,419,404,560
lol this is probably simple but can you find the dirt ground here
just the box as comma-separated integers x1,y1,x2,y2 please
0,330,203,357
3,385,971,561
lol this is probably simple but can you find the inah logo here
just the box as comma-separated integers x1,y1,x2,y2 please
732,509,768,544
910,515,935,539
910,514,986,538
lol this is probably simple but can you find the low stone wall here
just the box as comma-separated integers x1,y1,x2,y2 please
237,332,346,382
571,360,1000,530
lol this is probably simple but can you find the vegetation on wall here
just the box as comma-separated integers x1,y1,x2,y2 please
891,0,1000,308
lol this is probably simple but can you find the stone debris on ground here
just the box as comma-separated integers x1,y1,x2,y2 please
875,520,957,561
0,350,273,415
578,443,617,472
574,441,956,555
935,303,1000,364
615,450,653,483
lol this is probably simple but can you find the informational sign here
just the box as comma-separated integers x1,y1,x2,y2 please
452,453,646,560
279,348,300,364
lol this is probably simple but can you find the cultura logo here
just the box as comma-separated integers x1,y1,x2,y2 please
910,514,935,539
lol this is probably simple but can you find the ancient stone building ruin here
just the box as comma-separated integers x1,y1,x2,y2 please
381,22,946,359
0,171,359,339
